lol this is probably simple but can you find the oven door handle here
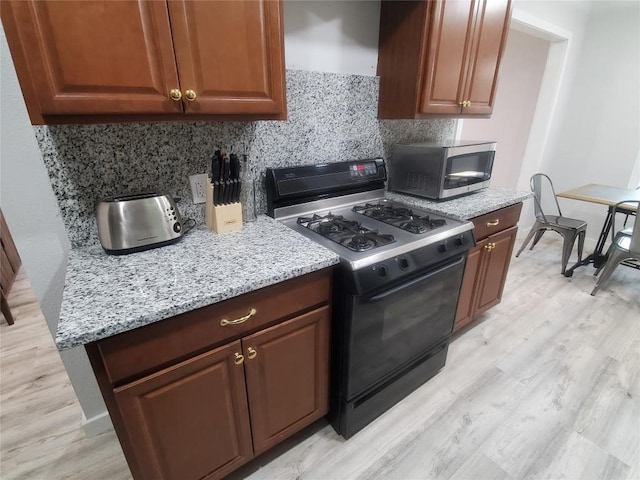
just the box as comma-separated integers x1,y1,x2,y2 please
368,256,465,303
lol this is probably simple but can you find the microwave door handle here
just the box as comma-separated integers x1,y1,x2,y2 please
368,256,465,303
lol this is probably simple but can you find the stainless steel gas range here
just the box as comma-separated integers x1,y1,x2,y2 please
266,158,475,438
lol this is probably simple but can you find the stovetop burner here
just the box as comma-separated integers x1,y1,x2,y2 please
297,212,395,252
352,202,447,234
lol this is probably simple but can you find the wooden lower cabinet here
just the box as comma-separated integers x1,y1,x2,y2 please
454,239,484,328
474,226,518,315
114,341,253,480
86,269,332,480
454,204,522,332
243,307,330,455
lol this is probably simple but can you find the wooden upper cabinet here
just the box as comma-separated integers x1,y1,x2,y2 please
420,0,476,114
2,1,182,117
168,0,286,115
377,0,512,119
1,0,286,123
463,0,511,115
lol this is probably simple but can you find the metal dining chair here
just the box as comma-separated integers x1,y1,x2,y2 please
591,200,640,295
516,174,587,274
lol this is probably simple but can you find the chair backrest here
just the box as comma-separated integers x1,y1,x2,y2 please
613,200,640,253
530,173,562,222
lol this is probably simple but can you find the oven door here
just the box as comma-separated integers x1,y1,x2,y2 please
343,255,465,400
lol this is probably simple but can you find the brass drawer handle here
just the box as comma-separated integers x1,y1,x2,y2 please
247,347,257,360
233,352,244,365
220,308,257,326
487,219,500,227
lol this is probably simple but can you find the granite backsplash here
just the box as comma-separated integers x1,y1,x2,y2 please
34,69,456,248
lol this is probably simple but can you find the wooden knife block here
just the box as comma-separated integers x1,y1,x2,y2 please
205,181,243,233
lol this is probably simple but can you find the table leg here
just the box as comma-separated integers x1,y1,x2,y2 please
563,206,614,277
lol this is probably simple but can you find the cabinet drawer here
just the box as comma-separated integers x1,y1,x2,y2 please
96,269,332,385
471,203,522,241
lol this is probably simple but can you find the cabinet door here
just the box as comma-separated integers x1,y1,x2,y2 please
167,0,286,115
3,0,182,116
114,341,253,480
454,239,485,332
242,306,330,455
475,225,518,315
419,0,476,114
462,0,511,114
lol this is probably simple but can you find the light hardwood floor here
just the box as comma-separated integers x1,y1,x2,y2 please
1,236,638,480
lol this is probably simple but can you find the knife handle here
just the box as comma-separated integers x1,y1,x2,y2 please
213,181,220,206
222,180,229,205
231,179,238,203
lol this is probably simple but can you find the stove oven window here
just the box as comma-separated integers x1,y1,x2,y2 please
382,289,442,341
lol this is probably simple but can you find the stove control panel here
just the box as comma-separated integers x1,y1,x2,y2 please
348,229,476,294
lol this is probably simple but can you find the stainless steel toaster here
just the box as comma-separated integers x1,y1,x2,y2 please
96,192,183,255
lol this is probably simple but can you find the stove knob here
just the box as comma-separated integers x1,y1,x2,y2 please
398,257,410,270
455,235,465,247
438,243,447,253
377,265,388,277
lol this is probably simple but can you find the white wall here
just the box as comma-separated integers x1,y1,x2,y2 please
0,26,70,328
284,0,380,76
511,0,592,194
543,1,640,243
460,28,550,188
1,24,112,434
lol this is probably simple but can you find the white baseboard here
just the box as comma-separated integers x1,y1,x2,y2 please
82,410,113,437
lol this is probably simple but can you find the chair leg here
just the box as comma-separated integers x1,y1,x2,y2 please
577,230,585,262
594,243,615,276
531,229,546,249
591,251,627,295
560,232,578,274
1,292,15,326
516,226,542,258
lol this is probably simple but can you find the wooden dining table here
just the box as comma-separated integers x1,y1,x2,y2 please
557,184,640,277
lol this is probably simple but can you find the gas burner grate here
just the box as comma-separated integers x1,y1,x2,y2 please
353,202,447,234
340,230,395,252
297,212,395,252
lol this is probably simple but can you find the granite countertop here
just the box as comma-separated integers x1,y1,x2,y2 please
385,187,533,220
55,216,340,350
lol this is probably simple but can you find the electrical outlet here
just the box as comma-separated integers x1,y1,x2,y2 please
189,174,208,204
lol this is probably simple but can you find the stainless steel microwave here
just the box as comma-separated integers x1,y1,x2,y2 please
387,140,496,200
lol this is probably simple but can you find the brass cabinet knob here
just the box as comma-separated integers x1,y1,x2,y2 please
459,101,465,107
233,352,245,365
184,89,197,101
247,347,257,360
169,89,182,101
